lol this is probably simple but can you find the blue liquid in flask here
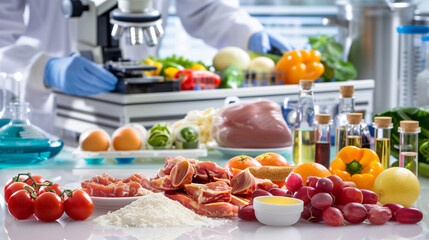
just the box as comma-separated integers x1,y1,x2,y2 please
0,103,63,164
0,119,10,128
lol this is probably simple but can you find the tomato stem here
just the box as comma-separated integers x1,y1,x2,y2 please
60,189,73,198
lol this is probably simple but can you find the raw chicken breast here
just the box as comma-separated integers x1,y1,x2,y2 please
211,99,292,148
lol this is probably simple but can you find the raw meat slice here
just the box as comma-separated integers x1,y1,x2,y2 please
165,192,238,217
229,195,250,210
255,178,278,191
149,175,177,191
163,156,197,175
230,169,256,195
211,99,292,148
171,160,195,188
184,181,231,204
194,161,231,181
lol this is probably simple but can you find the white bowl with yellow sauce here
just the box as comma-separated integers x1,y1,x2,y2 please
253,196,303,227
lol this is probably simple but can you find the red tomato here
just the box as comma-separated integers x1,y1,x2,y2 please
37,183,63,197
5,182,33,204
24,175,46,187
34,192,64,222
8,190,34,219
64,190,94,220
4,176,27,193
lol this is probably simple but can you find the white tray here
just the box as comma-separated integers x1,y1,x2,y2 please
72,146,207,159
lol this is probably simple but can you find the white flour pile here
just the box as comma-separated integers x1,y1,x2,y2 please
94,193,227,228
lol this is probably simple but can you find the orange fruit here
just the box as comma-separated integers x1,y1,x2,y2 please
292,162,331,184
255,153,289,188
255,153,289,167
225,155,261,174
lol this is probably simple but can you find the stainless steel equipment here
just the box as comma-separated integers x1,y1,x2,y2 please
61,0,164,63
337,0,416,113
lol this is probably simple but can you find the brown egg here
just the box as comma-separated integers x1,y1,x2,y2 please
112,128,142,150
81,130,110,151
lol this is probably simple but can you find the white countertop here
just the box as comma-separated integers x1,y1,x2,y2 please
1,156,428,240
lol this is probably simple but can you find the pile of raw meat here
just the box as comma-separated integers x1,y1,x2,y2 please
81,156,278,217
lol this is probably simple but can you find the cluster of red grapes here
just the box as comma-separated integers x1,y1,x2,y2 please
285,173,423,226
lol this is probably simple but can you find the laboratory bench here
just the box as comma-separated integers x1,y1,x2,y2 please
0,148,428,240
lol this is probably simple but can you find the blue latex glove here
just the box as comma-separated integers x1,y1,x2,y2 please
44,56,117,96
248,31,295,54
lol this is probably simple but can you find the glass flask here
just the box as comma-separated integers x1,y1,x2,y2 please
293,80,316,165
346,113,362,148
398,120,420,176
0,102,64,164
315,114,332,169
373,117,392,169
334,86,355,154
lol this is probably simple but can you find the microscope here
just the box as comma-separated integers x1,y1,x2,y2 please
61,0,178,93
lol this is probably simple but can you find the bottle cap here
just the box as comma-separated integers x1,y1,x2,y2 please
373,117,392,128
399,120,420,133
347,113,362,125
316,114,331,124
299,80,313,90
340,85,354,98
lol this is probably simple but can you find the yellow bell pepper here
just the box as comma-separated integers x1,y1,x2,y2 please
329,146,384,191
191,63,207,71
143,58,162,76
164,67,180,80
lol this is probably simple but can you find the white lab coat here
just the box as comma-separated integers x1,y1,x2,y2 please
0,0,263,133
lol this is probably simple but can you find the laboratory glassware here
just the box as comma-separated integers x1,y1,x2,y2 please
315,114,332,169
398,120,420,176
293,80,316,165
373,117,393,169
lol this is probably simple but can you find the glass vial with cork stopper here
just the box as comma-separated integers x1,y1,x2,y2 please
373,117,393,169
315,114,332,168
346,113,362,148
293,80,316,165
335,85,355,154
398,120,420,176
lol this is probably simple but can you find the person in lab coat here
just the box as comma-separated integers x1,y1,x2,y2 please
0,0,293,132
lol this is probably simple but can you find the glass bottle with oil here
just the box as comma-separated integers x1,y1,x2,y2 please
373,117,393,169
398,120,420,176
334,86,355,154
346,113,362,148
315,114,332,169
293,80,316,165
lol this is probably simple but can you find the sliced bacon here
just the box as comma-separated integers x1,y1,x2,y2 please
229,195,250,210
255,178,278,191
165,192,238,217
184,181,231,204
149,175,177,191
194,161,231,181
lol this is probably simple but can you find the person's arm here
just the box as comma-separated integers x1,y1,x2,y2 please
175,0,263,50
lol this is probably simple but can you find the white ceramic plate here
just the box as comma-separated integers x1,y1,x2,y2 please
63,182,140,210
216,146,292,160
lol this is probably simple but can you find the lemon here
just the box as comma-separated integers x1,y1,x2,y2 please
373,167,420,207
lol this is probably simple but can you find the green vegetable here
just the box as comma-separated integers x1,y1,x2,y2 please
147,123,173,149
180,127,197,142
308,35,357,82
219,65,244,89
375,106,429,177
149,55,210,72
418,162,429,178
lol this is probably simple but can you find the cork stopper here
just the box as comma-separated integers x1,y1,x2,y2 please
340,85,354,98
400,120,420,133
316,114,331,124
374,117,392,128
347,113,362,125
300,80,313,90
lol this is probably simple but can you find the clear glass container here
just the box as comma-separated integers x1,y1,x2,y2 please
0,102,64,164
373,117,393,169
346,113,362,148
334,86,355,154
293,80,316,165
398,120,420,176
315,114,332,169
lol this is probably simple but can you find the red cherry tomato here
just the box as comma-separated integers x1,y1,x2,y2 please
4,176,27,193
64,190,94,220
5,182,33,204
37,183,63,197
8,190,34,219
24,175,46,187
34,192,64,222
